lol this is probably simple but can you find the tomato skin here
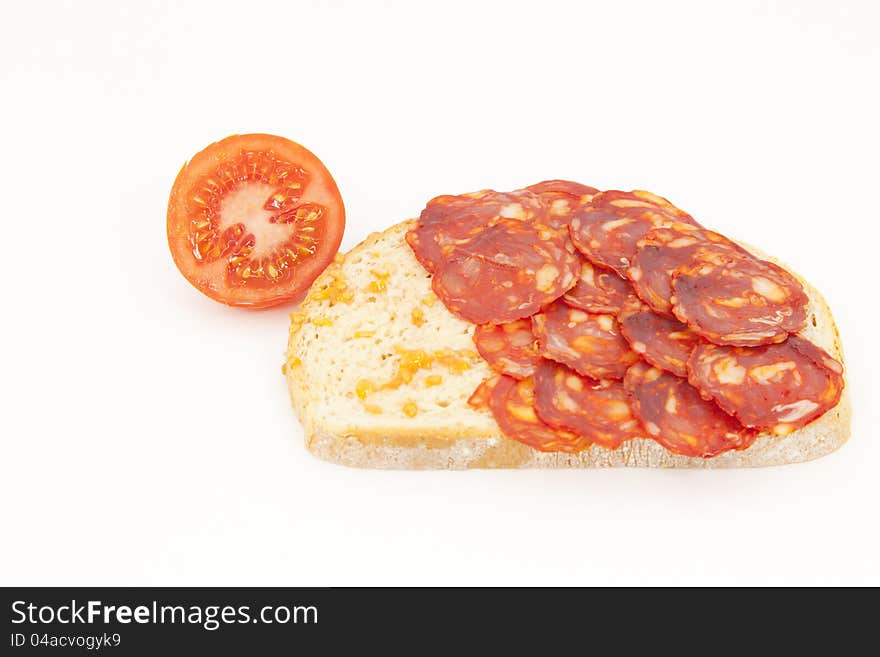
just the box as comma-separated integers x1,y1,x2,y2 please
167,133,345,308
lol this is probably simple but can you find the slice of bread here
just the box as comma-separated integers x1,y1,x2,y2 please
285,220,850,469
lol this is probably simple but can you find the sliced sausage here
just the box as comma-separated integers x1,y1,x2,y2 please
671,250,809,346
618,299,701,378
687,336,844,435
533,360,641,449
531,300,639,380
473,319,541,379
432,220,580,324
563,260,637,314
524,180,598,229
624,361,757,458
628,223,748,316
569,190,700,276
488,375,593,453
406,189,546,272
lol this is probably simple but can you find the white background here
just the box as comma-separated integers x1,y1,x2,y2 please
1,0,878,586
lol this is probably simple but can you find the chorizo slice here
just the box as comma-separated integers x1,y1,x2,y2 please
524,180,598,229
568,190,700,276
473,319,541,379
563,260,637,314
467,376,498,410
432,220,580,324
671,250,809,346
533,360,641,449
531,300,639,380
405,189,546,272
687,336,844,435
624,361,757,458
488,375,592,453
628,223,748,316
618,299,701,378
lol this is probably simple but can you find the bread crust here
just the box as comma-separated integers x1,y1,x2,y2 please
286,220,851,469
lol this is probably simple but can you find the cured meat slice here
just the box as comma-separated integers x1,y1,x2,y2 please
531,300,638,379
671,250,808,346
525,179,598,199
562,260,636,314
431,220,580,324
569,190,699,276
624,361,757,458
467,376,498,410
488,375,592,453
524,180,598,229
406,189,546,272
687,336,844,436
473,319,540,379
533,360,641,449
628,223,748,316
618,299,700,378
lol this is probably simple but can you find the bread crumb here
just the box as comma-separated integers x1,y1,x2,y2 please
288,311,307,336
434,349,475,373
366,269,391,293
350,345,477,403
305,267,354,305
356,379,375,400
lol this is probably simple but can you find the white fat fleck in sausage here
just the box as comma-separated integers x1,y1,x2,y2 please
535,264,560,292
712,357,747,385
602,218,635,232
565,375,584,391
499,203,525,219
749,361,797,385
771,399,820,423
550,199,569,216
596,315,615,332
752,276,787,303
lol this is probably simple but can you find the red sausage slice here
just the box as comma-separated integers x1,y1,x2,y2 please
624,361,757,458
628,223,748,316
524,180,598,229
431,220,580,324
618,299,701,378
473,319,541,379
687,336,844,435
488,375,592,453
563,260,637,314
406,189,546,272
569,190,699,276
467,376,498,410
533,360,641,449
671,251,809,346
531,300,639,380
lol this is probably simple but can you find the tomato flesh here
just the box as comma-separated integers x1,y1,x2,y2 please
167,134,345,307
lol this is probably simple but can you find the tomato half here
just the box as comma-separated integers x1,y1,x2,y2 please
167,134,345,308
